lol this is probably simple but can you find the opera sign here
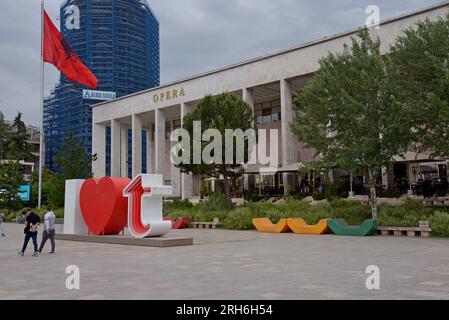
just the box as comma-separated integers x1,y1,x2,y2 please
153,87,186,103
67,174,172,238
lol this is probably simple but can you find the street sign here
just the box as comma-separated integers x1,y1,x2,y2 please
82,90,116,101
0,185,31,202
19,185,31,202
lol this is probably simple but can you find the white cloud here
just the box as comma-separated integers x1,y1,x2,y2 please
0,0,443,126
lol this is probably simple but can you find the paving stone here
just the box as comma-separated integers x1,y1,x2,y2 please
1,223,449,299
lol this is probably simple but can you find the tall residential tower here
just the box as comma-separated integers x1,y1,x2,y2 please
44,0,159,173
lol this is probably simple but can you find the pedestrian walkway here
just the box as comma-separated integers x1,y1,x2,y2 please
1,223,448,300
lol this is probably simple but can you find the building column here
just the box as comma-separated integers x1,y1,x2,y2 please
243,88,255,124
120,126,128,178
92,123,106,178
328,170,335,183
281,79,295,195
407,164,416,195
348,173,355,198
155,109,166,177
111,119,121,177
244,175,249,191
132,114,142,178
243,88,255,191
181,102,194,199
146,129,152,174
169,118,182,197
382,166,389,189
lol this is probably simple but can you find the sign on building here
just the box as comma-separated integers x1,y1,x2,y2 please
83,90,117,101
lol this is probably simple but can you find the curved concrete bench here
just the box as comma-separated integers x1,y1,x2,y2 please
287,218,331,235
191,218,220,229
328,219,377,237
253,218,291,233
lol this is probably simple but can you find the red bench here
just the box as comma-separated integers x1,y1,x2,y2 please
164,216,191,229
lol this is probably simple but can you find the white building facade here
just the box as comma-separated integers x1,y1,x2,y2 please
92,3,449,198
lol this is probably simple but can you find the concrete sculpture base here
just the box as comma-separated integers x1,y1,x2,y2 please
55,233,193,248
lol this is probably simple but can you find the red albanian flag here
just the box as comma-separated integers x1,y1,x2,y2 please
43,10,98,89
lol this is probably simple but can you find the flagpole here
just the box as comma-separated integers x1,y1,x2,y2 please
38,0,45,209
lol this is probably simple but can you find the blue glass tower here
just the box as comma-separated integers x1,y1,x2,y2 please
44,0,159,174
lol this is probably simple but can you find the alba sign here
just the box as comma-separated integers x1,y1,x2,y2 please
83,89,116,101
64,174,172,238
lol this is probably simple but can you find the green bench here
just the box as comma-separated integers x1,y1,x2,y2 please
328,219,377,237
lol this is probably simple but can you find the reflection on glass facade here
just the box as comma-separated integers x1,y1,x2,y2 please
255,99,281,125
44,0,160,174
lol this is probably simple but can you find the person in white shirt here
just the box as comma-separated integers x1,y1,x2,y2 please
38,207,56,254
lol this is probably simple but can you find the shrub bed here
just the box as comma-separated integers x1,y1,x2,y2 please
429,211,449,238
6,207,64,222
163,198,449,237
6,198,448,237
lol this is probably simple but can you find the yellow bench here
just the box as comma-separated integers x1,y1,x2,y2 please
252,218,291,233
287,218,331,235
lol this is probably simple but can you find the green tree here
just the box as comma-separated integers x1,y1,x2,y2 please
7,112,34,162
389,14,449,158
46,131,92,208
55,131,92,180
291,29,412,219
177,93,255,207
0,111,11,161
30,169,55,208
0,162,24,212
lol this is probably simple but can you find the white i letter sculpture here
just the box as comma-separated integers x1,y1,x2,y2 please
124,174,173,238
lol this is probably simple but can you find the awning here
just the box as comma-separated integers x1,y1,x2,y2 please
393,152,446,163
279,162,305,172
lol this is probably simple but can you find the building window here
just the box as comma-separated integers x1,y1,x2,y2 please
262,108,272,124
173,119,181,130
255,99,281,124
272,107,281,122
255,109,263,125
165,121,172,140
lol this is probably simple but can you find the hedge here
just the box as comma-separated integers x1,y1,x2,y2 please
165,198,449,237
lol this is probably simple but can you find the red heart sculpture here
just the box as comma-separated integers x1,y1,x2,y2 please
80,177,131,235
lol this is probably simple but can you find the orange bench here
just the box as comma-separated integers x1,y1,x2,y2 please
287,218,330,235
252,218,291,233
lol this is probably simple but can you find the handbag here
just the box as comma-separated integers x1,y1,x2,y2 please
29,223,38,233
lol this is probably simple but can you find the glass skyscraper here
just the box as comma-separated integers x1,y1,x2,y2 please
44,0,159,173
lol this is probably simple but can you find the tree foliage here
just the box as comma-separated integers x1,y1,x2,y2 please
0,162,24,212
292,29,413,218
177,93,254,205
6,112,34,162
0,112,11,161
44,131,93,208
55,131,92,180
389,14,449,158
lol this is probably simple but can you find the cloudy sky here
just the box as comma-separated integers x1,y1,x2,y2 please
0,0,444,126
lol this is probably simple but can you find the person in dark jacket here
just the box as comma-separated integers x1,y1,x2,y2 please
19,208,41,257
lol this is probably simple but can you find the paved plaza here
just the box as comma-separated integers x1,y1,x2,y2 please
0,223,449,300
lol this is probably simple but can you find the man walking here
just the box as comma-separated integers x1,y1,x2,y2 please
39,207,56,254
20,208,41,257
